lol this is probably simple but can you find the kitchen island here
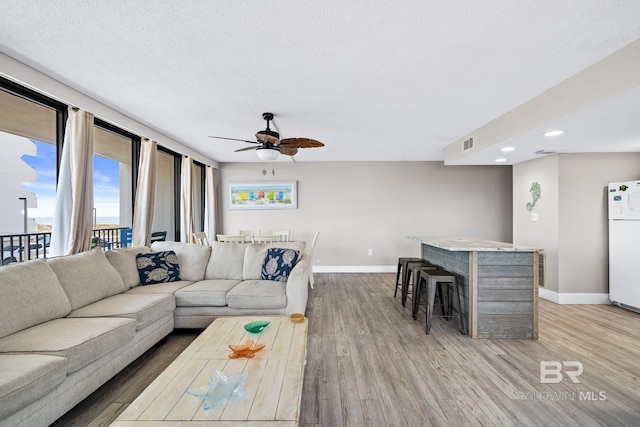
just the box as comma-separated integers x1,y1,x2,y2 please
408,236,541,339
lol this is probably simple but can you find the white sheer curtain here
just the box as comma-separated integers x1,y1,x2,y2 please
204,165,218,242
49,108,94,256
180,155,193,243
132,139,157,246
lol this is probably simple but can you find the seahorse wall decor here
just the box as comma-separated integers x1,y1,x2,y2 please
526,182,541,211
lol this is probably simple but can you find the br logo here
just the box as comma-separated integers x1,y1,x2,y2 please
540,361,583,383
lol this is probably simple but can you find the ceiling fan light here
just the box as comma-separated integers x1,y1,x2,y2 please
256,148,280,161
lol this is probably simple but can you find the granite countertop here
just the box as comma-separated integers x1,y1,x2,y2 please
408,236,539,252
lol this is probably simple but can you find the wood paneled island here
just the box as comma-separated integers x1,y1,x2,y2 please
409,237,540,339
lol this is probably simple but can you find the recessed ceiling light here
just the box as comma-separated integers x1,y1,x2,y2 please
501,147,515,152
543,130,564,137
495,158,507,163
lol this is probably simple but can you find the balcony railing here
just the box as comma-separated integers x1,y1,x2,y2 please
1,232,51,265
91,227,130,250
1,227,130,266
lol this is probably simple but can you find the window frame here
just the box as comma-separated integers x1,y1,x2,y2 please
193,160,206,232
1,76,207,244
94,117,141,221
156,145,182,241
0,75,68,179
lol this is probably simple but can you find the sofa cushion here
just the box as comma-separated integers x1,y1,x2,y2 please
150,241,211,281
67,293,175,330
261,248,300,282
226,280,287,310
0,354,68,420
136,251,181,285
126,280,193,294
0,259,72,339
243,241,306,280
174,279,241,307
205,242,246,280
0,317,135,373
47,249,126,310
106,246,150,289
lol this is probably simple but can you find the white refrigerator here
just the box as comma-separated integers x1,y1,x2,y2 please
608,180,640,312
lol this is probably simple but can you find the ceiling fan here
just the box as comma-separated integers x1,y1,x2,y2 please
209,112,324,161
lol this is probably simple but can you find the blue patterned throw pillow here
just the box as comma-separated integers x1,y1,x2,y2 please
261,248,300,282
136,251,180,285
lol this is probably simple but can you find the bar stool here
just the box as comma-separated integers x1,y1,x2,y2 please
394,257,422,299
401,260,433,307
412,268,446,320
405,263,438,308
418,270,466,335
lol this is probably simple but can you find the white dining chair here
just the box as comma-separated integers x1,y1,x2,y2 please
191,232,210,245
239,229,262,237
217,234,250,243
251,235,282,243
268,230,290,241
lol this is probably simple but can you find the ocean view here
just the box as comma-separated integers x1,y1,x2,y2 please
34,217,120,225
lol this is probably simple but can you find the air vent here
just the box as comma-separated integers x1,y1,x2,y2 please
535,149,557,155
462,137,474,151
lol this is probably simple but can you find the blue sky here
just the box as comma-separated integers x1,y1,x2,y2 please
21,140,121,220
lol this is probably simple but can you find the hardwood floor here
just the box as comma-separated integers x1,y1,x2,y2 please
52,273,640,426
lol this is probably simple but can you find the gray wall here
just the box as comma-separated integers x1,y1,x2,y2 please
218,161,513,269
559,154,640,294
514,153,640,295
512,155,560,292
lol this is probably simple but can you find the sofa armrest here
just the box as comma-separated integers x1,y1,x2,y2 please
284,254,311,315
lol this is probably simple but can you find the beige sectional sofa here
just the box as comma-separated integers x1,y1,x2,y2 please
0,240,309,427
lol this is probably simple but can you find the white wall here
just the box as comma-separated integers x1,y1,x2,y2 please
218,161,513,270
514,153,640,300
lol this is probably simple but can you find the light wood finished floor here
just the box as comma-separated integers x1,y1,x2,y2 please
51,273,640,427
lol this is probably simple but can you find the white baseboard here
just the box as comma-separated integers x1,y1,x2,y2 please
312,265,396,273
538,288,610,305
311,271,611,305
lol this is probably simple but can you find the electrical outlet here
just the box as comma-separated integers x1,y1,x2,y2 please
368,249,373,255
531,212,539,222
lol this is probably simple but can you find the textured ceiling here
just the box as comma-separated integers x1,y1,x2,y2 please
1,1,640,164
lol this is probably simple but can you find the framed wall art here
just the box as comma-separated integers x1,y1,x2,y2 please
228,181,297,210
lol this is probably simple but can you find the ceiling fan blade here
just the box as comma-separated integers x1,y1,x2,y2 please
255,132,280,146
279,137,324,148
214,114,323,157
209,135,258,144
280,146,298,156
234,146,258,152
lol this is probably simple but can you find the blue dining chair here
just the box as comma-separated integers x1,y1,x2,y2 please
120,228,132,248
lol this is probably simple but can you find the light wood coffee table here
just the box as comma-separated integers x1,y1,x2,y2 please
111,316,308,426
